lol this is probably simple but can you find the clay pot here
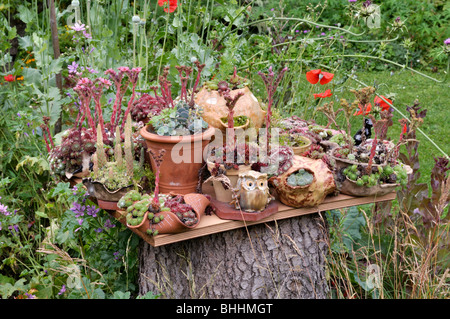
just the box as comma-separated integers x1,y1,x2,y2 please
126,211,149,232
82,178,134,211
206,159,251,202
149,193,210,234
269,156,336,208
291,136,312,156
140,125,216,194
195,86,266,129
219,116,250,133
340,177,398,197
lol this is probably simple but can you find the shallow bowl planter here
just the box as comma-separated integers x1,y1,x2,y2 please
340,177,398,197
206,159,251,202
291,135,312,156
82,178,134,210
219,116,250,133
330,147,387,172
140,125,216,195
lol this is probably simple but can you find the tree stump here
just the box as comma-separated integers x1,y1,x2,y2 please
138,212,329,299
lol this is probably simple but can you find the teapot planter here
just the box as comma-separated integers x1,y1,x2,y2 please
269,156,336,208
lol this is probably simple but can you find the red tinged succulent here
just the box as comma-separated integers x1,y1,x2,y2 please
374,95,392,111
306,69,334,85
313,89,332,99
4,74,15,82
158,0,178,13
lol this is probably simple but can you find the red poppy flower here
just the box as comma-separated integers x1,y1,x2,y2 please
313,89,332,99
306,69,334,85
158,0,178,13
354,103,372,116
4,74,15,82
402,123,407,135
374,95,392,111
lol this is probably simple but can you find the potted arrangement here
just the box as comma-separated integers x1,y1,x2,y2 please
117,149,210,235
83,115,153,210
268,155,336,208
195,67,266,129
205,88,259,202
139,62,216,195
319,86,411,196
46,67,143,184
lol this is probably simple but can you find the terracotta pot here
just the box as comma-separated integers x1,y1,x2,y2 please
82,178,134,210
219,116,250,133
206,159,251,202
340,177,398,197
149,193,210,234
126,211,149,232
269,156,336,208
291,136,312,156
140,125,216,194
195,86,266,129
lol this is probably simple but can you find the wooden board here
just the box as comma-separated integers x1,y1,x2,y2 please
109,182,396,247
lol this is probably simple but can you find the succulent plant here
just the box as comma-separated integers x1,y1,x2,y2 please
49,127,96,179
287,169,314,187
147,62,209,136
117,191,198,236
91,114,143,190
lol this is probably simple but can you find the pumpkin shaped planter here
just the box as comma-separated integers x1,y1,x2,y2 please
194,68,266,130
269,156,336,208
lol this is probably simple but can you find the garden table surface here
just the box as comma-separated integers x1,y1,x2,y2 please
109,182,396,247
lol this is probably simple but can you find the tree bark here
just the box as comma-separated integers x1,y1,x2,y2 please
138,212,329,299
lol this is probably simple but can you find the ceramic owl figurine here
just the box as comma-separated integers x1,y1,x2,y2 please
231,170,273,212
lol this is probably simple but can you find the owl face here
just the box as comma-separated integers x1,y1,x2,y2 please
242,175,268,191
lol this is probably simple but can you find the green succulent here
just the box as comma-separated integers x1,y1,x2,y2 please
287,169,314,187
150,100,208,136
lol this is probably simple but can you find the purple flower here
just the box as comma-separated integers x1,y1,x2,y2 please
83,31,92,39
17,112,21,118
86,205,99,217
77,218,83,225
295,30,299,33
445,38,450,45
71,23,86,32
270,8,274,11
303,30,309,33
24,293,36,299
104,219,116,229
321,32,326,36
58,285,66,295
95,228,103,233
70,202,85,218
68,61,79,74
0,203,9,215
86,67,98,74
348,0,357,2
